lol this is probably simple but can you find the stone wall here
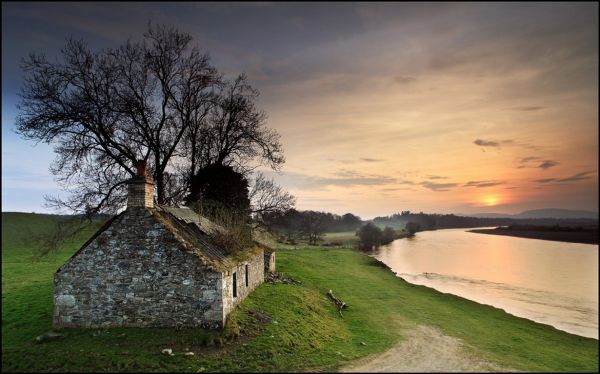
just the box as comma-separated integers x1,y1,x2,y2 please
53,207,225,328
222,250,264,322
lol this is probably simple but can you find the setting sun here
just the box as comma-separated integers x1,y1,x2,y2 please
483,195,499,206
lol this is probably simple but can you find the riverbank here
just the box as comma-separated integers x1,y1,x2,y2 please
2,213,598,372
469,227,599,244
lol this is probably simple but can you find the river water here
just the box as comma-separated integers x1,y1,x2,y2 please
373,228,599,339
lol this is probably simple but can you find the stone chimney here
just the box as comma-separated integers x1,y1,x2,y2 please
127,160,154,209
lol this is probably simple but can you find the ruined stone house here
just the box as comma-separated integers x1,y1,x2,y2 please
53,162,271,329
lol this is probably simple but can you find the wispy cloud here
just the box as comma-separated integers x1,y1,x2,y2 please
397,179,418,185
393,75,417,85
518,156,558,169
534,178,557,183
420,181,458,191
473,138,511,147
329,169,397,186
533,171,594,184
538,160,559,169
426,175,448,180
328,157,385,164
558,171,594,182
463,180,505,188
271,170,397,190
381,187,415,192
520,156,540,163
512,106,546,111
474,138,541,151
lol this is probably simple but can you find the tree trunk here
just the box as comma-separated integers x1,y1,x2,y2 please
154,152,165,205
156,172,164,205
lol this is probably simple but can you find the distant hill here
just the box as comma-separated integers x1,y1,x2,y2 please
465,212,509,218
469,209,598,220
1,212,107,255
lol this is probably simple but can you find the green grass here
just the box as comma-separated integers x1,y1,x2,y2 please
2,212,598,372
321,231,359,247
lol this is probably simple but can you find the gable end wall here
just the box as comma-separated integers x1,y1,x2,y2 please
53,208,225,328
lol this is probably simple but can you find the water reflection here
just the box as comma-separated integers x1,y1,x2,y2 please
374,228,599,339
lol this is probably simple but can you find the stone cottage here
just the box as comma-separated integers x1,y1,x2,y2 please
53,162,265,329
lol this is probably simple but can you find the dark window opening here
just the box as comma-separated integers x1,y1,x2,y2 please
233,272,237,298
245,264,249,287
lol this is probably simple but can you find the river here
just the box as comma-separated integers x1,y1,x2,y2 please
373,227,599,339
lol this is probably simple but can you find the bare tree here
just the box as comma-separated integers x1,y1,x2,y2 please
16,23,283,217
250,172,296,216
15,23,289,256
180,74,285,185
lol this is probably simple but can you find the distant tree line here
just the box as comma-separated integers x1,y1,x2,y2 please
259,207,600,249
259,210,362,245
372,211,597,231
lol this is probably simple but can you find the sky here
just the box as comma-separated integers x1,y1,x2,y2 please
2,2,598,219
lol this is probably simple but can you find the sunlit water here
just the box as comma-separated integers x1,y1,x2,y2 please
373,228,599,339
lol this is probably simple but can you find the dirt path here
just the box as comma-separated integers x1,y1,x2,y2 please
340,325,517,372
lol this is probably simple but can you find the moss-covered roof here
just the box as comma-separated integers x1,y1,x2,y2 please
151,205,261,271
62,205,262,273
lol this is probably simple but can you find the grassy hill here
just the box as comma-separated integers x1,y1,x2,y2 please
2,212,598,372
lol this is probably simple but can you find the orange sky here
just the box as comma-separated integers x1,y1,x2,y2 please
2,3,598,218
254,3,599,218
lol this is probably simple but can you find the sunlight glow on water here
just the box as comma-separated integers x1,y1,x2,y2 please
373,228,599,339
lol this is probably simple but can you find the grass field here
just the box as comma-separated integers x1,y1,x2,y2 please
2,212,598,372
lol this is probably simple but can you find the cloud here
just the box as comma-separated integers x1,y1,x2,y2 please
420,181,458,191
520,156,540,163
474,139,500,147
463,180,506,188
512,106,546,111
329,171,396,185
328,157,384,164
271,170,398,190
474,138,541,151
393,75,416,84
426,175,447,180
473,138,514,147
538,160,559,169
381,187,415,192
518,156,558,169
326,175,396,186
558,171,594,182
397,179,418,185
533,171,594,184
